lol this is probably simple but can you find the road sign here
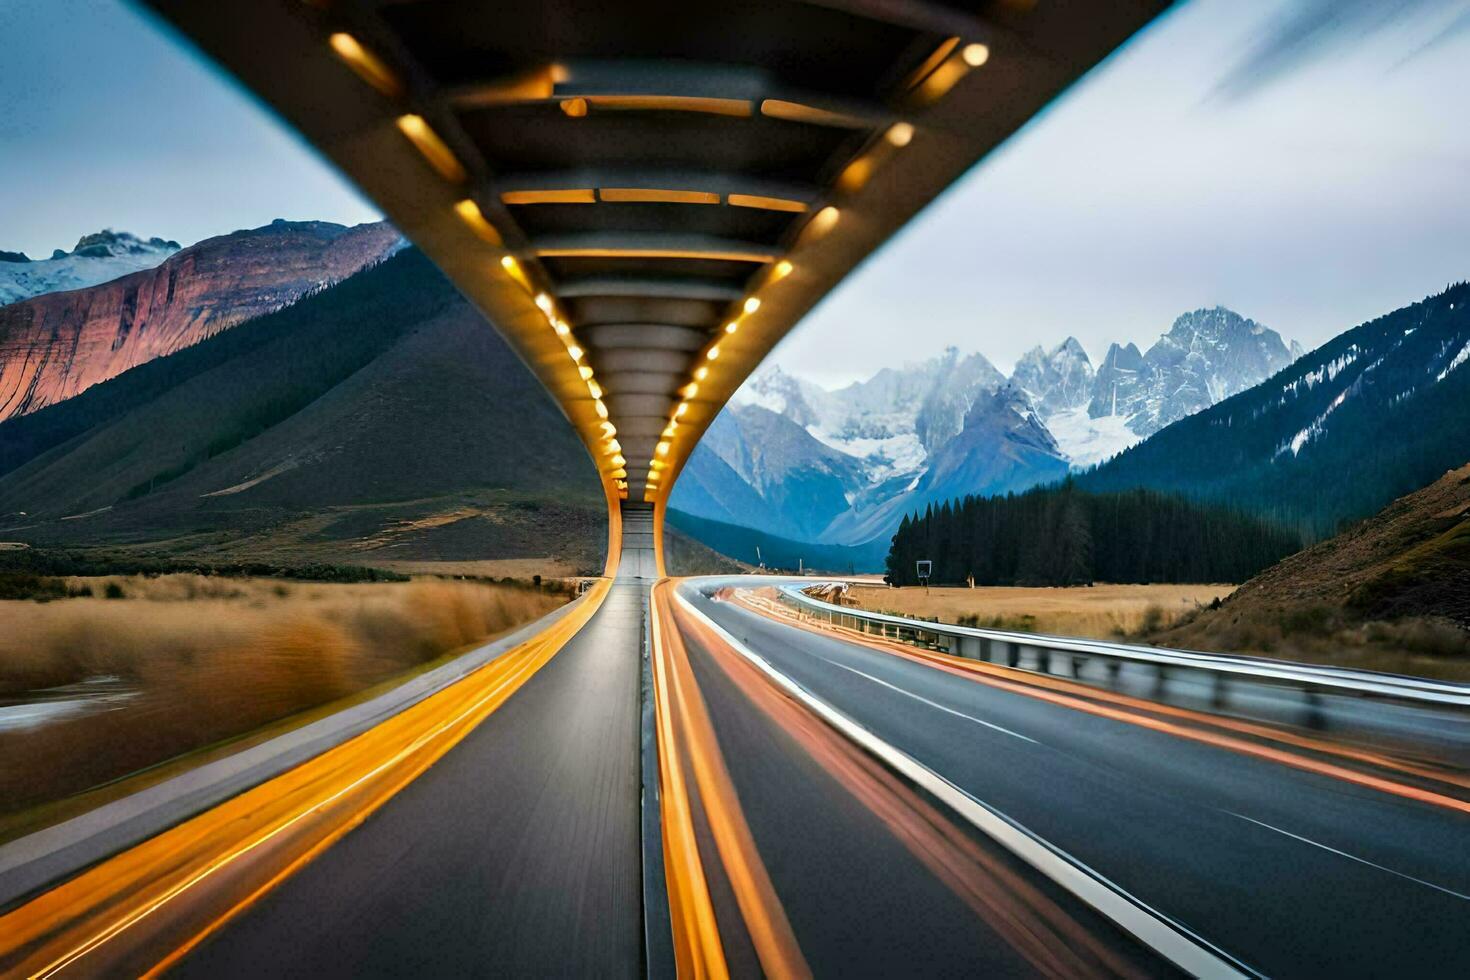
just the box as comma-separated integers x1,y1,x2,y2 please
916,560,931,584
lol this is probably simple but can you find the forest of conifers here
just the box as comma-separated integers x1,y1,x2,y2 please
884,481,1301,586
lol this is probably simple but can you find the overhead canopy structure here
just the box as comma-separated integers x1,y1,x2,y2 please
142,0,1168,568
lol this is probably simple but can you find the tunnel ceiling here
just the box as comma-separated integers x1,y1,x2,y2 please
142,0,1168,507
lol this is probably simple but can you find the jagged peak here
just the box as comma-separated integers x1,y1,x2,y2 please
69,229,181,258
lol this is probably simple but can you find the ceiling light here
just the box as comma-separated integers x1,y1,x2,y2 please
601,421,617,436
579,365,594,380
606,439,622,454
706,347,720,361
662,424,677,438
554,320,571,336
774,260,793,279
594,399,608,418
743,297,761,315
674,402,689,418
886,122,915,147
610,454,626,468
656,442,670,456
395,114,466,183
694,366,708,380
453,199,502,245
962,43,990,67
328,33,401,98
587,379,603,398
682,383,699,398
725,322,739,335
535,293,553,313
567,345,584,362
806,206,839,240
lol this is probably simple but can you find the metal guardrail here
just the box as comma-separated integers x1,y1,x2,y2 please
780,586,1470,705
777,585,1470,760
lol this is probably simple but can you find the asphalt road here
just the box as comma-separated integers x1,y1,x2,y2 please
682,582,1470,979
172,580,647,979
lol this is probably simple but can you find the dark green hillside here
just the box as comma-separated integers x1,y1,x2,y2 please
666,508,884,574
886,481,1301,587
1078,282,1470,539
0,249,606,572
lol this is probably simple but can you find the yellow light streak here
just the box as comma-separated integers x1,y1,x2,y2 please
1,581,612,977
328,33,402,98
599,188,721,205
395,114,467,183
502,188,596,205
452,199,502,245
727,193,807,213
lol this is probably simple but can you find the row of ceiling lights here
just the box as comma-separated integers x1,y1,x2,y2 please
324,25,990,505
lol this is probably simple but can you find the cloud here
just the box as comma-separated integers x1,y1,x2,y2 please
1213,0,1470,100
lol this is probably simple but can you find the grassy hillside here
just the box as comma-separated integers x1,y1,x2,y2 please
1158,462,1470,678
0,249,607,573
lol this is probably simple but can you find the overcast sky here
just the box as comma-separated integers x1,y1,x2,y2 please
0,0,379,258
3,1,1467,385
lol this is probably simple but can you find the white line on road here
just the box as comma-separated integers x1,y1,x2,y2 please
675,588,1252,980
819,657,1039,744
1226,810,1470,902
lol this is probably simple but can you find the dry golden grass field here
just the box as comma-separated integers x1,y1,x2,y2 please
847,583,1237,640
0,575,565,818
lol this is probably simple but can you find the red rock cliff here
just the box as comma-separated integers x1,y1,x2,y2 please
0,219,401,420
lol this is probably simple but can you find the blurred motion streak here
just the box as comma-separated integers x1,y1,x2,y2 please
0,580,611,978
654,581,1144,978
651,579,806,978
737,592,1470,815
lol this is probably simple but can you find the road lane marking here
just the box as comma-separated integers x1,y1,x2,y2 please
1226,810,1470,902
676,588,1253,980
818,657,1039,744
741,590,1470,797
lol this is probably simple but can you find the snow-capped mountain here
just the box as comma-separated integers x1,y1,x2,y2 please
819,384,1070,545
673,307,1302,554
1080,282,1470,539
1012,337,1094,416
674,404,869,541
733,347,1005,485
1010,336,1147,468
1088,306,1297,438
0,230,181,306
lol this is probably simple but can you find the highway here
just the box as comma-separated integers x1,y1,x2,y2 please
4,571,1468,976
662,579,1470,978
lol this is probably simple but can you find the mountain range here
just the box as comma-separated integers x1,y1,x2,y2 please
1079,281,1470,538
670,306,1301,555
0,220,403,421
0,230,613,575
0,230,181,306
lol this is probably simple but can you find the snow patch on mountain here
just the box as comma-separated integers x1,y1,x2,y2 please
0,230,180,306
1044,409,1142,468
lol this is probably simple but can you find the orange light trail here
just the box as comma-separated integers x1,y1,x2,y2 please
0,581,611,978
666,587,1147,979
739,593,1470,817
651,580,807,978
